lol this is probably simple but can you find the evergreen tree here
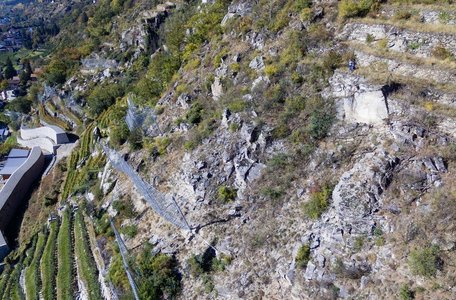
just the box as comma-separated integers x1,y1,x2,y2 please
19,60,32,85
4,57,17,80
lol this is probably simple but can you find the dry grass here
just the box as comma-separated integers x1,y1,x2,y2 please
347,41,456,71
354,17,456,34
18,160,66,244
355,62,456,94
385,3,456,11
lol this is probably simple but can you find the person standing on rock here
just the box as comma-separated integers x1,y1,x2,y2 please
349,59,356,72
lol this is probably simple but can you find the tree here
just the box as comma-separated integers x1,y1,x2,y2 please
4,57,17,80
19,60,32,85
45,59,67,85
79,12,89,24
87,83,124,115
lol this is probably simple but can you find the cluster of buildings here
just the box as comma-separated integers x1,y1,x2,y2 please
0,30,23,53
0,71,39,102
0,125,70,265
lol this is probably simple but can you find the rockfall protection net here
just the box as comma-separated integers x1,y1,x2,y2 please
102,144,191,231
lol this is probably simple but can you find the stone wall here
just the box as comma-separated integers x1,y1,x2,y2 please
339,23,456,57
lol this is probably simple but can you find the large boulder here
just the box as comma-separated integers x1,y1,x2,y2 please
344,91,388,125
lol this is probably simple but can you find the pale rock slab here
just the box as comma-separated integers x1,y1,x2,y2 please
344,91,388,125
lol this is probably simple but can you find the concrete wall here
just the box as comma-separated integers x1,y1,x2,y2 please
0,147,44,230
17,136,57,154
20,126,69,144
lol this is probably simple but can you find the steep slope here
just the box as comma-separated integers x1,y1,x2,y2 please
1,0,456,299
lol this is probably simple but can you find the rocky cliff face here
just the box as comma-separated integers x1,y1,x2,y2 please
5,0,456,299
96,1,456,299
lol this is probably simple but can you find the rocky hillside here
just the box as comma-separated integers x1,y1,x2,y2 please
2,0,456,299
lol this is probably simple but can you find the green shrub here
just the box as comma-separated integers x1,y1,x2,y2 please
338,0,374,19
186,102,204,125
366,34,374,43
354,235,365,252
155,105,165,115
108,255,131,293
439,11,450,24
184,117,218,151
211,254,232,272
184,57,201,71
227,99,247,113
134,52,181,106
109,121,129,147
295,0,312,10
272,122,290,139
87,83,124,116
0,136,17,158
378,38,388,50
147,136,171,156
228,123,240,132
136,248,181,299
408,41,421,50
121,224,138,239
296,245,311,269
112,197,136,219
264,64,280,77
268,153,290,169
300,8,313,21
321,51,342,73
408,245,440,277
307,109,333,141
302,185,332,219
217,186,237,203
127,128,143,150
175,84,187,95
394,10,412,20
230,62,241,73
213,49,229,67
432,45,453,60
261,187,284,200
399,284,415,300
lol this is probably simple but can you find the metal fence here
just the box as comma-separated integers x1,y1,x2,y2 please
102,144,191,231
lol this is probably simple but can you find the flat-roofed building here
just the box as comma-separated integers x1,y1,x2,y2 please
0,149,30,180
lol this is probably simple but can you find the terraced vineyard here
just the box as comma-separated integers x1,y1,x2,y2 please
25,231,47,300
56,209,74,300
74,210,103,300
0,207,107,299
38,104,72,131
40,221,58,300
